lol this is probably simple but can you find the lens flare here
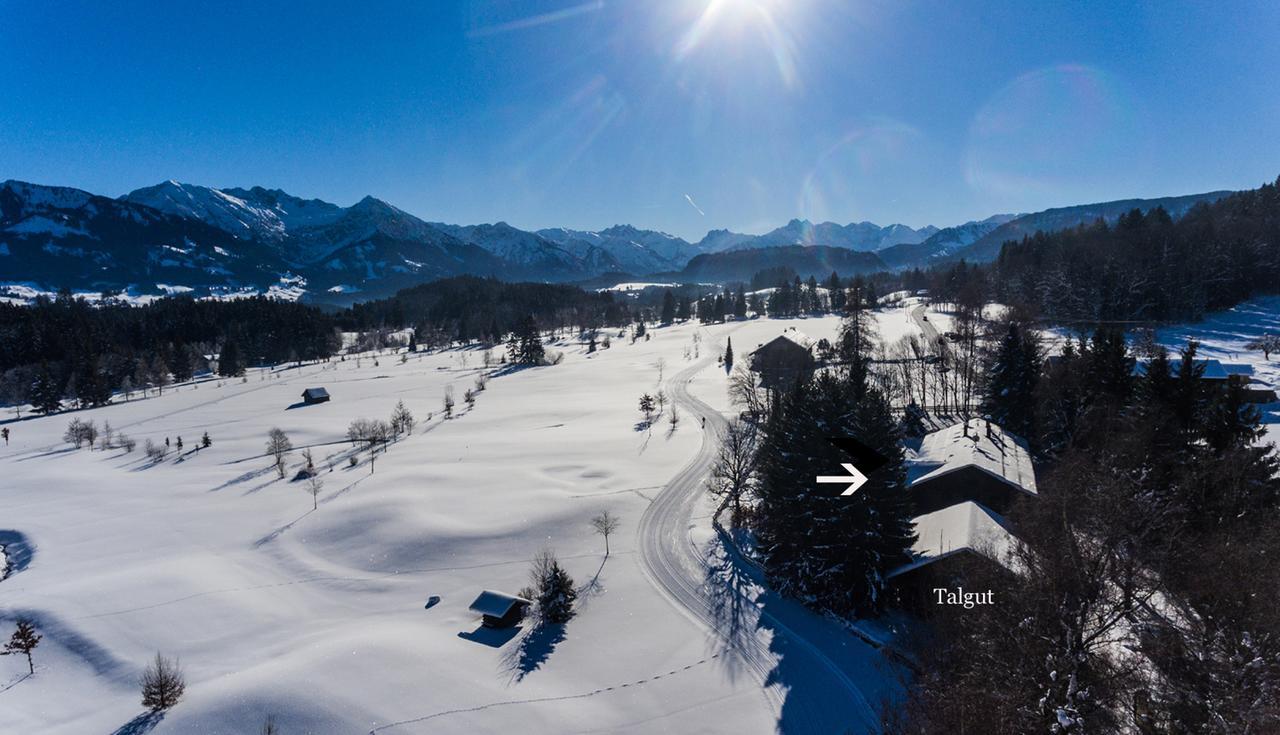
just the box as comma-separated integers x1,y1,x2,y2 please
964,64,1138,198
798,120,923,225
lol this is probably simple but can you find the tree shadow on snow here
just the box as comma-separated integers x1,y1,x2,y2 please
0,530,34,579
110,711,164,735
702,528,898,735
501,620,567,683
13,446,77,462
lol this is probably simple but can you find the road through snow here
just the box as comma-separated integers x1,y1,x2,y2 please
638,328,891,735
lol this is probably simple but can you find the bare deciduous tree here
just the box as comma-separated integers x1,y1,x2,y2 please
708,418,759,527
590,510,621,556
307,473,324,510
140,652,185,711
1247,333,1280,360
728,365,767,418
266,428,292,478
390,400,415,436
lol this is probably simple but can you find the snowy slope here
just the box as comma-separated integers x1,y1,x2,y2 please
124,181,294,242
537,225,697,275
0,315,901,734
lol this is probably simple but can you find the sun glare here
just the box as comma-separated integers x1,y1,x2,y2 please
675,0,802,87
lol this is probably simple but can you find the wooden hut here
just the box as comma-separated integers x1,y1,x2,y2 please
301,387,330,405
468,590,531,628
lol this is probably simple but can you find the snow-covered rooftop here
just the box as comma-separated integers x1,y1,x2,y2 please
752,327,816,354
907,419,1037,497
468,589,530,618
887,501,1018,578
1133,357,1230,380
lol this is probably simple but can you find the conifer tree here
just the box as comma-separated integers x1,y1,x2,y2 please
980,321,1041,438
724,338,734,372
30,362,64,415
218,339,243,377
660,290,676,325
529,550,577,624
1,619,40,674
753,370,915,615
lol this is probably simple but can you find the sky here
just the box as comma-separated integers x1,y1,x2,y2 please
2,0,1279,241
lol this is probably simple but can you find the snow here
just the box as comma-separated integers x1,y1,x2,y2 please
5,215,92,238
887,501,1018,578
0,315,896,734
907,419,1038,496
600,282,680,292
1,180,94,212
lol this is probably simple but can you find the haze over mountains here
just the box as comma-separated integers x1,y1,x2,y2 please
0,178,1234,302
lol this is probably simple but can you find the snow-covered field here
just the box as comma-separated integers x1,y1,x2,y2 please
0,314,908,734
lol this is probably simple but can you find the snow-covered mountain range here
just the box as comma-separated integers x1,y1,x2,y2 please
0,177,1236,303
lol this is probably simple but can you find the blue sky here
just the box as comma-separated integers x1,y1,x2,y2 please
2,0,1278,241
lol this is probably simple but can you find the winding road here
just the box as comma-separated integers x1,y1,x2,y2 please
637,329,890,734
910,303,939,342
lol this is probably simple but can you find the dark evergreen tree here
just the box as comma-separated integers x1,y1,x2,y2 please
827,271,845,312
676,297,692,321
507,314,545,365
980,321,1041,438
660,290,676,325
753,371,915,615
218,340,243,377
30,362,64,414
74,355,111,408
724,338,734,372
168,344,193,383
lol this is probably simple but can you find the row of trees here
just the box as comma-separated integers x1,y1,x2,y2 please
991,180,1280,323
0,294,340,415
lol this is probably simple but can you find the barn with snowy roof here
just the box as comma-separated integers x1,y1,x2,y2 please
905,419,1037,515
749,327,816,390
468,590,531,628
886,501,1021,605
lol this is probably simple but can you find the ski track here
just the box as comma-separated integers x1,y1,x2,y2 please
637,326,882,734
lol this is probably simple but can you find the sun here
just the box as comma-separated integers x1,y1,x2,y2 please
674,0,801,86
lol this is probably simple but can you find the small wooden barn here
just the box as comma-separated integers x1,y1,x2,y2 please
749,328,816,391
468,590,531,628
906,419,1037,515
301,387,330,405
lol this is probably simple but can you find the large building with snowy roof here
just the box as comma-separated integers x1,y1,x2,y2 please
749,327,817,390
905,418,1037,515
887,501,1021,600
886,419,1038,603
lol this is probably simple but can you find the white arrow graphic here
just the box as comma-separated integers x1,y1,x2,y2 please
816,463,869,496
